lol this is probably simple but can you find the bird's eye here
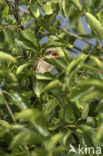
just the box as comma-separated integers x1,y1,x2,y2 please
47,51,51,55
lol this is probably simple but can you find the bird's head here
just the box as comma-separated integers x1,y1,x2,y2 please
43,48,58,59
34,48,58,73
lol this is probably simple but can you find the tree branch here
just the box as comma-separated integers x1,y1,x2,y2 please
6,0,34,91
14,0,24,30
63,29,99,50
5,99,16,123
4,99,30,155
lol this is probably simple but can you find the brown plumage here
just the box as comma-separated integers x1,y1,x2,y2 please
33,48,58,73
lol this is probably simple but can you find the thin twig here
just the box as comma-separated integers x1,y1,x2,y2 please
19,7,29,13
63,29,99,50
5,0,14,10
23,0,31,19
72,45,82,52
14,0,33,89
27,0,32,9
6,0,34,91
4,99,30,155
14,0,24,29
5,99,16,123
64,125,79,146
0,25,20,30
5,0,31,154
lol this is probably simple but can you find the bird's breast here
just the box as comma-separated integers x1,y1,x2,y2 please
36,60,54,73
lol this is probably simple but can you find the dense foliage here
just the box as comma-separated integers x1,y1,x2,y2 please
0,0,103,155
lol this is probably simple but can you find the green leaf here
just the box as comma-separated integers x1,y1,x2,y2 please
0,70,17,82
2,5,9,18
16,109,35,120
10,130,42,148
0,95,5,105
45,57,67,70
29,3,40,18
79,124,95,145
42,1,53,15
16,63,30,75
94,1,103,14
81,0,92,12
33,79,43,97
77,16,85,34
78,79,103,89
81,103,89,119
22,29,37,47
58,0,62,13
44,80,62,91
32,121,48,137
43,40,73,49
59,105,75,123
58,0,67,17
71,86,94,103
31,149,48,156
1,0,103,153
70,0,82,11
94,124,103,146
15,108,46,122
44,98,59,114
95,99,103,113
62,0,67,17
0,51,16,63
16,109,49,137
0,120,9,128
67,65,82,88
36,73,53,80
11,93,29,110
66,53,87,76
4,29,15,46
64,105,76,123
0,119,10,135
63,49,70,62
90,55,103,70
44,133,63,151
85,12,103,39
9,124,27,132
15,39,37,53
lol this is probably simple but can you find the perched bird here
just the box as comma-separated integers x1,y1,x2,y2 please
34,48,58,73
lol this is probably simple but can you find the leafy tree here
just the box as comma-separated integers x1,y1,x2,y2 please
0,0,103,155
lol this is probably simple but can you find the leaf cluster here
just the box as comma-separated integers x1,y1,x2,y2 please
0,0,103,156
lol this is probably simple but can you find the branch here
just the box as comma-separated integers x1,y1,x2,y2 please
6,0,34,91
14,0,24,30
4,99,30,155
63,29,99,50
72,45,82,52
5,0,14,10
19,7,29,13
5,99,16,123
65,125,80,146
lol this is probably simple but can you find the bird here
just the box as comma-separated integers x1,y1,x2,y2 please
34,48,58,73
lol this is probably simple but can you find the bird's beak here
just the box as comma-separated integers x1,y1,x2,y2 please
51,52,58,58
